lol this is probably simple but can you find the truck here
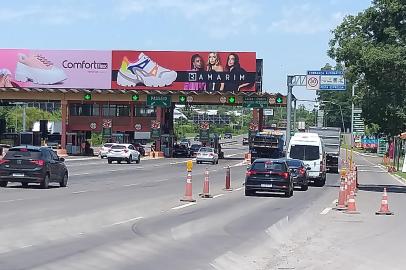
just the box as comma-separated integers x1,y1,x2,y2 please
249,130,285,163
308,127,341,173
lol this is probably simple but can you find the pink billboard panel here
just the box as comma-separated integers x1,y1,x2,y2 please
0,49,111,89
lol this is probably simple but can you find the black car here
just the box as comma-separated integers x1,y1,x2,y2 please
189,143,202,157
0,146,68,189
172,144,190,158
132,143,146,156
245,158,293,197
284,158,310,191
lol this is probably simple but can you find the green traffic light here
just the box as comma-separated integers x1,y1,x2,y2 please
132,94,140,101
179,95,186,103
228,96,236,104
83,93,92,101
276,95,283,104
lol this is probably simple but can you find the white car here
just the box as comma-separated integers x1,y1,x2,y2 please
196,147,219,165
107,144,141,164
99,143,114,159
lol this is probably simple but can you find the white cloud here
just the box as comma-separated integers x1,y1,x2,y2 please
268,4,345,34
115,0,260,39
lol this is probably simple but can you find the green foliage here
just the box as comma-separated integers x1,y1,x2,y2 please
329,0,406,136
2,107,61,132
90,132,103,146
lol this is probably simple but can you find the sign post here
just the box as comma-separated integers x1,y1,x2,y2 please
151,120,161,139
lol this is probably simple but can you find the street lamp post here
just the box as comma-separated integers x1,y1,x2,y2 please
321,101,345,132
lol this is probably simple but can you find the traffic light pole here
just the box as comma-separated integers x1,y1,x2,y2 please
286,76,293,147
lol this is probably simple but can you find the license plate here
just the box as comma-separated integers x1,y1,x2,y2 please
261,184,272,188
13,173,24,177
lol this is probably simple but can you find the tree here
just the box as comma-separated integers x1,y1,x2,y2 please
328,0,406,136
3,107,61,132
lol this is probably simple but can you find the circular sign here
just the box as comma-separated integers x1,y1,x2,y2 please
186,96,194,103
135,124,142,131
308,77,319,88
268,97,276,105
220,96,227,103
90,122,97,130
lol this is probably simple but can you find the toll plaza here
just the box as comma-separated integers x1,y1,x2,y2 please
0,49,287,157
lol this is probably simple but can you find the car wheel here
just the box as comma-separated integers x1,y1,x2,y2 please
212,161,215,165
22,182,29,188
108,159,112,164
127,155,132,164
41,174,50,189
100,155,104,159
245,189,255,196
0,181,7,187
301,184,308,191
60,173,68,188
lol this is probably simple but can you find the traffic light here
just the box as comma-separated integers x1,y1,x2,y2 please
228,96,236,104
83,93,92,101
179,95,186,104
131,94,140,101
275,94,283,104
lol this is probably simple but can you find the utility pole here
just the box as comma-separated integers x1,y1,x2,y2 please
293,98,297,133
286,76,293,146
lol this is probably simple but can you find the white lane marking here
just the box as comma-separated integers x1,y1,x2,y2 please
171,202,197,210
110,216,144,226
154,178,170,183
153,164,161,167
320,207,332,215
109,169,118,172
70,172,90,176
72,190,89,194
123,183,139,187
0,198,25,203
235,187,243,191
225,153,238,158
213,194,225,199
21,244,33,249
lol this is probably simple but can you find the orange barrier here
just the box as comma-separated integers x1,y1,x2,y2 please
223,166,233,191
346,191,359,214
335,177,347,210
376,188,394,215
180,172,196,202
199,168,212,198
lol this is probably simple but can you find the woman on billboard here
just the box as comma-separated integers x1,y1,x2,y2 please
206,52,224,92
184,54,206,91
224,53,252,92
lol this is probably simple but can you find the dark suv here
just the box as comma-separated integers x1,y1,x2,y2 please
0,146,68,189
245,159,293,197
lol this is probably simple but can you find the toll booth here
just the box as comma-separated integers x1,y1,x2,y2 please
66,132,87,155
161,134,175,158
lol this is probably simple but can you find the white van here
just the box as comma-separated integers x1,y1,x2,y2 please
287,133,326,186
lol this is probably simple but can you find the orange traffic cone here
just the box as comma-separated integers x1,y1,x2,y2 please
335,178,347,210
199,168,213,198
345,191,359,214
376,188,394,215
181,172,196,202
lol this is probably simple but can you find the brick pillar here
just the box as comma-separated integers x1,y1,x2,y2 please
61,100,68,149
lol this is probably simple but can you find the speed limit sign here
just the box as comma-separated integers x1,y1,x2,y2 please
220,96,227,103
90,122,97,130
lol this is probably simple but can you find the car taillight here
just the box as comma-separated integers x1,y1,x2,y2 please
209,153,214,157
0,159,9,165
279,172,289,180
31,160,45,166
299,168,306,175
246,170,257,176
124,149,129,153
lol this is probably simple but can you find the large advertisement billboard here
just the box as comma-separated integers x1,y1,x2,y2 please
111,51,256,92
0,49,111,89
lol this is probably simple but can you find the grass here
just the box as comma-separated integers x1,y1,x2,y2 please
394,171,406,183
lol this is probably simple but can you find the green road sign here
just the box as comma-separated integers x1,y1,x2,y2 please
228,96,236,104
243,97,269,108
275,95,283,104
179,95,186,104
147,95,171,107
131,94,140,101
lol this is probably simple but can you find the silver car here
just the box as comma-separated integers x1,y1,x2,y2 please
99,143,114,159
196,147,219,165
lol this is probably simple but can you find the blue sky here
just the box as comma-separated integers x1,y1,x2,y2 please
1,0,372,105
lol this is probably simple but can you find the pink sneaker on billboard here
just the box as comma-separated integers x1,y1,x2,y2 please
0,69,13,87
15,53,67,85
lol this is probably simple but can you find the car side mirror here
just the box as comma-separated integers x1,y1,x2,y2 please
307,167,311,170
59,157,65,162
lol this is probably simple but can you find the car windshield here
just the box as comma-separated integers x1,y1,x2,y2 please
286,159,303,167
191,144,201,149
111,145,126,150
251,161,286,172
5,148,42,159
199,147,213,153
290,145,320,161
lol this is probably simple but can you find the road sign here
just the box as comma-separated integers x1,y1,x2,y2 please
102,119,112,128
151,120,161,138
307,70,346,91
134,124,142,131
147,95,171,107
90,122,97,130
219,96,227,103
186,96,194,103
243,97,269,108
264,109,274,116
353,108,365,134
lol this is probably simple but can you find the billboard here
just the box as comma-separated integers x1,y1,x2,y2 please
111,51,256,92
0,49,111,89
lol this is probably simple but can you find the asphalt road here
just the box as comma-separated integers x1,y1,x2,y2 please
0,143,405,270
